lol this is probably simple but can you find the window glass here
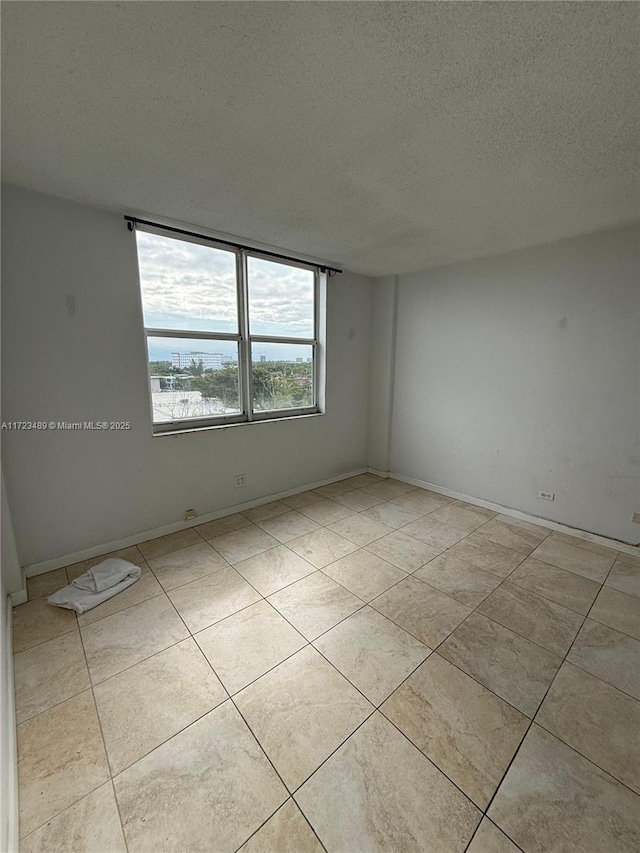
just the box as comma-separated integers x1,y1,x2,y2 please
251,342,314,412
247,257,314,338
137,231,238,333
147,337,241,423
135,225,322,432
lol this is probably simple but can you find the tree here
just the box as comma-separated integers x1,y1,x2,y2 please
188,358,205,376
252,361,312,410
191,360,313,412
191,366,239,409
149,360,172,374
252,364,279,409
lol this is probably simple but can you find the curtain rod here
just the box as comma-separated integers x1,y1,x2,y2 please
124,216,342,275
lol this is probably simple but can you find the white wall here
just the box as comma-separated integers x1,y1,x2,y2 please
391,226,640,544
1,472,23,596
3,184,637,563
367,276,397,473
1,185,373,566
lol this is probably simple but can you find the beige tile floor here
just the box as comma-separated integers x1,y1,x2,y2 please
13,476,640,852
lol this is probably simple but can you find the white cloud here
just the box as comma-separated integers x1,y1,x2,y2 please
137,231,314,337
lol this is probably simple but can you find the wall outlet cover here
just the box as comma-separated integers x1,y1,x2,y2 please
234,474,247,488
633,512,640,524
537,490,555,501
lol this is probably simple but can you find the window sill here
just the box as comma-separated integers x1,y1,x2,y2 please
152,410,324,437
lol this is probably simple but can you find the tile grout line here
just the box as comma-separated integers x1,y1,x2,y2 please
13,623,79,655
14,616,109,844
21,488,628,604
223,662,331,853
273,543,539,837
34,525,621,650
464,816,526,853
197,637,308,702
357,555,559,806
462,546,633,851
542,656,639,704
287,707,377,799
11,494,621,693
589,583,640,604
75,617,131,853
492,574,600,617
158,553,329,853
217,530,541,842
231,796,329,853
13,495,613,731
400,522,625,646
22,546,369,729
105,572,304,850
12,483,636,850
284,635,509,838
306,533,639,839
561,611,639,644
526,554,640,792
27,556,634,820
184,545,424,849
207,665,326,849
16,775,122,846
374,711,485,831
18,572,632,843
17,490,511,612
531,715,640,798
462,597,579,658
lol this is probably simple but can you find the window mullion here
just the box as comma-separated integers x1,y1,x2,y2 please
144,328,240,342
248,335,317,346
237,250,253,420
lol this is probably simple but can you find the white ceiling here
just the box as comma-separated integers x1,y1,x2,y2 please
2,2,638,276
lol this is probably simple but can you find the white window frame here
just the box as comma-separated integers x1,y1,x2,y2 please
134,224,325,435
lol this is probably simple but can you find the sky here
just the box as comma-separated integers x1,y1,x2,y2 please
136,230,315,362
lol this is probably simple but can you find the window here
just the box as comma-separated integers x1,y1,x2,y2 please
134,224,325,433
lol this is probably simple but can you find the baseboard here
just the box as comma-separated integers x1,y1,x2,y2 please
367,467,390,479
391,472,640,557
24,467,369,577
23,464,639,577
8,590,27,607
1,595,18,853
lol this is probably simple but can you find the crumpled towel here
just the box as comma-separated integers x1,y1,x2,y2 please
47,558,141,614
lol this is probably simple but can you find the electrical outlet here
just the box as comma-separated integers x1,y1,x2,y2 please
184,508,196,521
537,490,555,502
633,512,640,524
234,473,247,488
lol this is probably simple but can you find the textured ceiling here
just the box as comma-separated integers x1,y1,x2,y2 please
1,2,638,276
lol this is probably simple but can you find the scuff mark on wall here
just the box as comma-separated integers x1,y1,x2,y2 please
65,294,76,317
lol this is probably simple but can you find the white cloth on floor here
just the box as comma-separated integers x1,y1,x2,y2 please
47,558,141,614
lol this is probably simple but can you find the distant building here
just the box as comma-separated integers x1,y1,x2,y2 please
150,375,187,391
172,351,224,371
